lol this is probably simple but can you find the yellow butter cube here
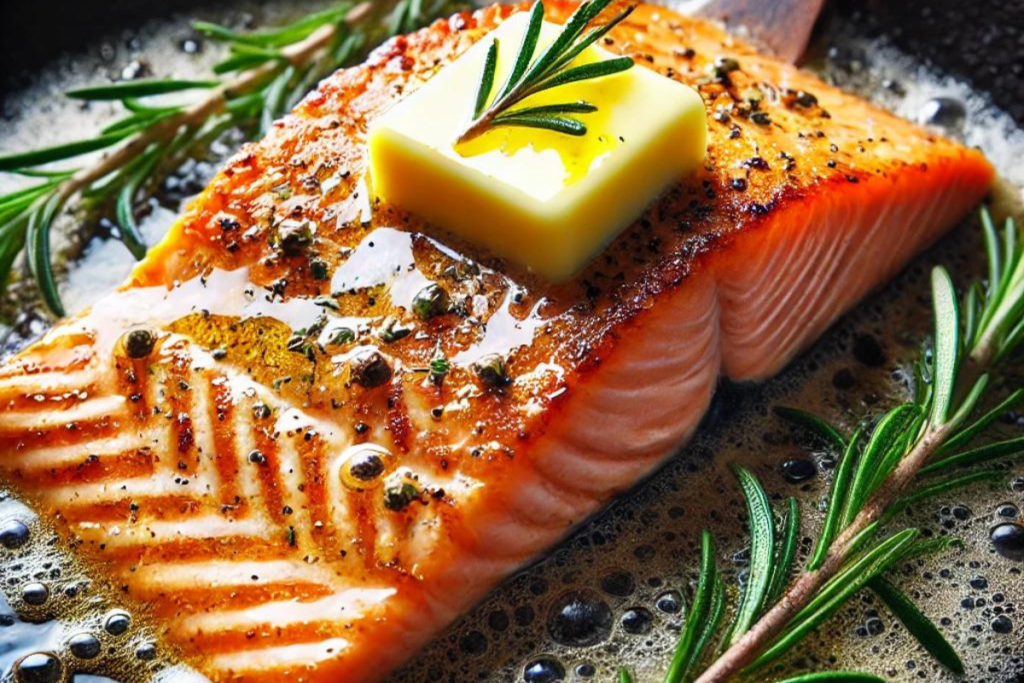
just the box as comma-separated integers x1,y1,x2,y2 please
368,11,707,281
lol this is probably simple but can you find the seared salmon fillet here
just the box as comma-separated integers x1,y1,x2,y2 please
0,2,992,682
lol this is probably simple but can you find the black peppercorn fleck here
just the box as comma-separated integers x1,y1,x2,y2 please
124,329,156,359
474,353,509,387
350,350,393,388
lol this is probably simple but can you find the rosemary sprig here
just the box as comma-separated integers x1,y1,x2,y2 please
620,209,1024,683
0,0,454,316
457,0,635,144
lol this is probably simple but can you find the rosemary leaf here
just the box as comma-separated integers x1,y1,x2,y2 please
115,146,162,261
841,404,921,528
529,56,633,94
869,577,965,674
521,0,611,86
774,406,848,452
498,0,545,101
11,169,73,179
215,52,274,75
261,66,298,136
691,575,725,671
767,497,800,605
502,101,598,117
772,674,885,683
728,467,776,645
0,181,61,211
860,405,925,507
247,5,351,47
663,530,716,683
752,529,919,671
617,669,635,683
66,79,219,101
930,267,961,426
903,536,963,562
26,194,66,317
0,228,26,295
919,434,1024,474
981,208,1002,304
809,425,864,570
0,134,128,172
490,114,588,136
458,0,632,143
894,470,1002,512
193,21,252,44
998,317,1024,363
544,4,634,77
474,40,500,118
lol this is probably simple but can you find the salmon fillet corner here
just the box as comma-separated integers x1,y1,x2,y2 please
0,2,993,682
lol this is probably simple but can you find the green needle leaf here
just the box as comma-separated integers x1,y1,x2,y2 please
870,577,965,674
497,0,545,100
0,134,128,172
26,193,66,317
767,497,800,605
809,425,864,570
692,575,725,668
617,669,635,683
545,4,635,76
754,529,919,672
896,470,1002,511
774,406,848,452
460,0,631,143
772,674,885,683
502,101,598,117
66,79,220,101
193,21,250,44
491,114,587,136
841,404,922,527
664,530,716,683
728,467,776,645
929,267,961,426
530,56,633,94
981,208,1002,303
522,0,612,84
115,147,160,261
920,435,1024,475
474,40,500,118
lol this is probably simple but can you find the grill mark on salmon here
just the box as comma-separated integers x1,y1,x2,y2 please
0,2,994,682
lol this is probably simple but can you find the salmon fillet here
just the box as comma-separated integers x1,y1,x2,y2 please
0,2,993,682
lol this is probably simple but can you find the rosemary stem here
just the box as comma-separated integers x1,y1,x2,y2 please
692,422,956,683
53,1,372,209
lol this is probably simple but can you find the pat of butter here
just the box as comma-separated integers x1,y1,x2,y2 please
368,12,707,281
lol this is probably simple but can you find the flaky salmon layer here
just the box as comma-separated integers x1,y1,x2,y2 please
0,2,992,682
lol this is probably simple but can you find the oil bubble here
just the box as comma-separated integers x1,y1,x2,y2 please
918,96,967,132
780,459,816,484
599,571,635,597
21,583,49,606
0,519,30,549
620,607,653,635
548,590,612,647
135,642,157,661
523,657,565,683
68,632,101,659
459,630,488,657
991,523,1024,561
104,611,131,636
15,652,62,683
655,590,682,614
